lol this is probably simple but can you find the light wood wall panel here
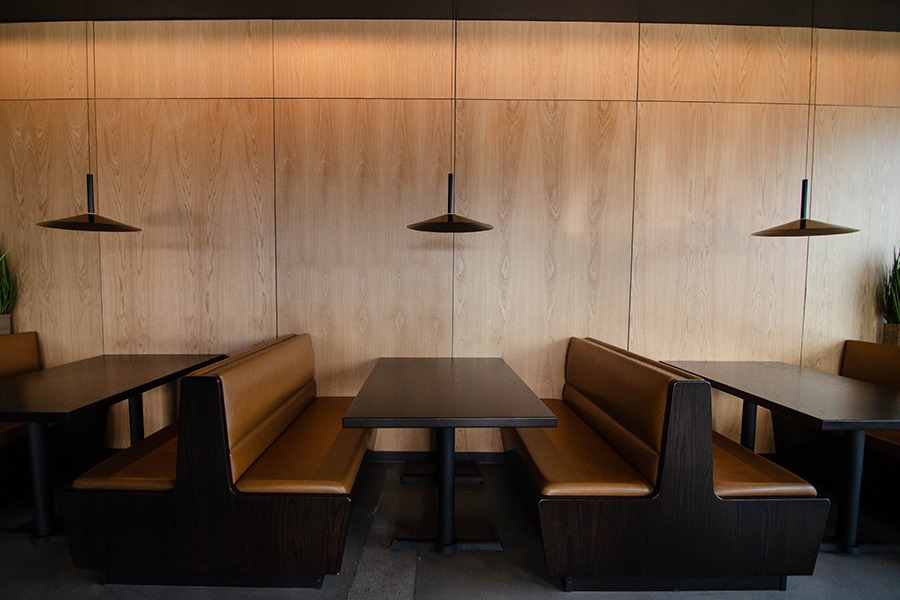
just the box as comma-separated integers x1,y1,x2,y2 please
639,24,813,103
802,106,900,372
274,20,452,99
96,99,276,443
94,20,273,99
0,22,89,100
276,99,452,452
0,100,102,366
816,29,900,108
457,21,638,100
631,102,809,448
453,100,635,401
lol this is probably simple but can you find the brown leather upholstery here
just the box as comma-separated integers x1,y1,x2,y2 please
237,397,370,494
73,424,177,491
712,432,817,497
509,337,819,500
840,340,900,389
202,334,318,482
0,332,42,446
840,339,900,459
563,337,676,486
588,336,818,497
0,331,42,378
504,399,653,497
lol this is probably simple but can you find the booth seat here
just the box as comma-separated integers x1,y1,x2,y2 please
62,334,371,588
504,337,829,591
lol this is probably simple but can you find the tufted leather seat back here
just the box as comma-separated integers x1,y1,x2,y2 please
840,340,900,389
563,337,680,487
0,331,42,378
197,334,317,483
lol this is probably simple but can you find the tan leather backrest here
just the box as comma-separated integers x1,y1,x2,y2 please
0,331,42,378
202,334,317,482
840,340,900,389
563,337,680,486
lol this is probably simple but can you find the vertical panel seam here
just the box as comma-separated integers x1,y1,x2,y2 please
799,25,818,367
271,19,279,340
626,24,642,352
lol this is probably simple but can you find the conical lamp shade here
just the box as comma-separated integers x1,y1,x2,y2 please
752,179,857,237
752,218,858,237
37,174,141,233
408,174,493,233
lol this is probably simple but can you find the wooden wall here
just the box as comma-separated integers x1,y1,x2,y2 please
1,20,898,452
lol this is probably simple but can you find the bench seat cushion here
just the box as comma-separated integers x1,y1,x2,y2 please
503,398,653,497
713,432,817,498
236,396,370,495
73,424,177,492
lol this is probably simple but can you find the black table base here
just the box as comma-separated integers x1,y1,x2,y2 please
391,427,502,554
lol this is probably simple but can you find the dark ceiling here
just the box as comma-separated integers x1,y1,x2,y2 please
1,0,899,32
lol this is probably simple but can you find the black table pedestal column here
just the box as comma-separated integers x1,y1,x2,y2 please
390,426,502,554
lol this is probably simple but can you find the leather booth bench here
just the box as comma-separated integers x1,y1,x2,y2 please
503,337,829,591
61,334,371,587
840,340,900,458
1,332,108,506
0,332,41,448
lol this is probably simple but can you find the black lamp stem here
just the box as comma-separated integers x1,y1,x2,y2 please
447,173,455,214
800,178,809,220
86,173,95,214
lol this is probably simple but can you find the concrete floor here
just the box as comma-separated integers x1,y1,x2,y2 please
2,461,899,600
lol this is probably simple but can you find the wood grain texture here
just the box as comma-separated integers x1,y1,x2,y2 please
457,21,638,101
96,99,275,353
275,99,452,451
274,20,452,99
802,106,900,373
0,22,89,100
453,100,635,413
95,99,275,442
0,100,102,367
639,24,813,103
93,20,273,99
816,29,900,107
631,102,810,450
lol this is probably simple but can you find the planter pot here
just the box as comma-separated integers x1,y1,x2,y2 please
883,323,900,346
0,314,10,335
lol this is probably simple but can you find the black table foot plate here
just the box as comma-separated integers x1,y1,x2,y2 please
391,536,502,555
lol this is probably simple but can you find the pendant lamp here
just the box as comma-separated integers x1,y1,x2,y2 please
752,179,857,237
408,174,493,233
38,174,141,232
37,21,140,234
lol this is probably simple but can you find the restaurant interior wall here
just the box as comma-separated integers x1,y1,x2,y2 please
0,20,898,451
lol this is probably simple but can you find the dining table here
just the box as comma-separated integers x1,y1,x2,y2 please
0,353,224,536
665,360,900,555
343,357,557,554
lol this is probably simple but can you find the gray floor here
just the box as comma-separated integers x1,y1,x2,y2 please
2,462,899,600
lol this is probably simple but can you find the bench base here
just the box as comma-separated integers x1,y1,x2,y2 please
564,575,787,592
104,569,324,589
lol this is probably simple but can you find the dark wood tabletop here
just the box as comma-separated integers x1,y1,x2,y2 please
343,357,557,429
0,354,224,422
666,360,900,431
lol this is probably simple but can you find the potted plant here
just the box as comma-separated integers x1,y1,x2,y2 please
879,244,900,346
0,242,17,335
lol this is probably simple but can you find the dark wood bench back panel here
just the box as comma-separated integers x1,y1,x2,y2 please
563,337,679,486
840,340,900,389
198,334,317,482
